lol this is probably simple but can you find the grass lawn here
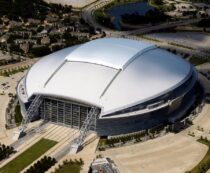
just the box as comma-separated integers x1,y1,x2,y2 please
187,138,210,173
189,56,210,66
0,138,57,173
54,159,83,173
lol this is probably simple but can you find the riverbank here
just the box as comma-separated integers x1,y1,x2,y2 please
148,0,176,12
92,0,143,29
92,0,172,30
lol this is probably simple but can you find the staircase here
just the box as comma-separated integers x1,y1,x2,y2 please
13,95,43,140
69,106,99,154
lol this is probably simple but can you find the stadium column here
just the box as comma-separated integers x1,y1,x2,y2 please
78,106,81,129
43,99,45,120
71,104,73,128
57,100,59,124
50,99,52,121
63,102,66,126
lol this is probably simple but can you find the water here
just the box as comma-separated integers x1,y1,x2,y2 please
107,1,154,30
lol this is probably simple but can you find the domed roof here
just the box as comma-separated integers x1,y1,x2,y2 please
24,38,192,116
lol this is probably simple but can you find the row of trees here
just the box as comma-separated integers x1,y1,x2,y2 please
98,124,168,150
0,143,15,161
197,18,210,28
0,65,30,76
186,137,210,173
0,57,22,66
150,0,176,12
121,9,170,25
5,95,19,128
93,9,113,29
14,103,23,126
0,0,72,20
53,159,84,173
150,0,163,6
24,156,57,173
185,0,210,3
99,130,148,149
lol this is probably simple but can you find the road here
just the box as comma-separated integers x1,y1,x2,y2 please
81,0,201,36
0,58,37,71
81,0,113,30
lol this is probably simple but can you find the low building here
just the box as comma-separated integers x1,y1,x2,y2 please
41,36,51,45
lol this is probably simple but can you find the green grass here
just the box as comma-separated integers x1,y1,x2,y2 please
54,159,83,173
148,0,176,12
168,42,194,50
138,35,162,42
55,164,81,173
0,138,57,173
187,138,210,173
103,0,140,9
189,56,210,66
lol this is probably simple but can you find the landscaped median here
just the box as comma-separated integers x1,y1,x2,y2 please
52,159,84,173
187,137,210,173
0,138,57,173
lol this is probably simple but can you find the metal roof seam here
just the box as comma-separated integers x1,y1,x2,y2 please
100,69,122,98
44,59,67,88
122,46,157,70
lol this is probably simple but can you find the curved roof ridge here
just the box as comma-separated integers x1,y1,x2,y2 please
65,38,155,69
122,45,157,70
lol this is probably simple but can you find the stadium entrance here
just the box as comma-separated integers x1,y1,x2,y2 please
39,96,98,130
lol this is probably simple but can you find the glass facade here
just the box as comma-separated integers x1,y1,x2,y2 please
40,97,97,130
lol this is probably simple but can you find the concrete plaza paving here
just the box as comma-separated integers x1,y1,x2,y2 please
99,103,210,173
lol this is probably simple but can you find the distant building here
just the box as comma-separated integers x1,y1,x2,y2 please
7,21,22,29
41,36,51,45
91,157,119,173
14,39,37,45
26,18,41,26
20,43,29,54
0,34,9,43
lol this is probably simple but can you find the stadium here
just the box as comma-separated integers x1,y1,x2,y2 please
17,38,198,137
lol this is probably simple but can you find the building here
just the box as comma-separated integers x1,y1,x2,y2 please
17,38,198,136
91,157,119,173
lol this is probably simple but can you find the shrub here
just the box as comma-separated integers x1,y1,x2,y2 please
53,158,83,173
0,143,15,161
24,156,57,173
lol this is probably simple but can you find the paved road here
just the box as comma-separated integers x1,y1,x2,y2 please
0,58,37,71
81,0,201,36
81,0,113,30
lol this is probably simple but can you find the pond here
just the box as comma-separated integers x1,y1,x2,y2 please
107,1,154,30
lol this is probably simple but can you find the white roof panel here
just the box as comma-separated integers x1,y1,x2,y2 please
100,48,191,114
65,38,155,69
41,62,118,106
26,45,79,98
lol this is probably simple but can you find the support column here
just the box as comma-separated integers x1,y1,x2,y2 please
71,104,73,128
63,102,66,126
79,106,81,129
